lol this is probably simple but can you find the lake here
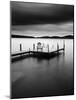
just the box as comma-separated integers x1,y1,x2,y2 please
11,38,74,98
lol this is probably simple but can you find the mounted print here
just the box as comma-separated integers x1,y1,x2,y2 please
10,1,74,99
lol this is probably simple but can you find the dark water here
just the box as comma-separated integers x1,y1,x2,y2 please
11,39,74,98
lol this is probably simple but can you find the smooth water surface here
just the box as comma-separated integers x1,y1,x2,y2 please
11,38,74,98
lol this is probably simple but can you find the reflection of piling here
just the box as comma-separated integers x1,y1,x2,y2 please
20,44,22,51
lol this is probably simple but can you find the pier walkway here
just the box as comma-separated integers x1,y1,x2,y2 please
11,41,65,62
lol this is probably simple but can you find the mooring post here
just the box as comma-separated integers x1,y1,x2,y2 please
36,47,38,52
20,44,22,51
41,46,43,52
63,40,65,51
47,44,49,52
29,48,30,54
57,43,59,53
33,44,35,51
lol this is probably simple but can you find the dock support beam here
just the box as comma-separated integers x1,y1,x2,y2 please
20,44,22,51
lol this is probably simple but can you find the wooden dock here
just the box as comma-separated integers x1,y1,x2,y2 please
11,41,65,62
12,48,64,56
11,48,65,62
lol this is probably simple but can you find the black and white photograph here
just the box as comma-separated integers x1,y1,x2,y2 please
10,1,74,99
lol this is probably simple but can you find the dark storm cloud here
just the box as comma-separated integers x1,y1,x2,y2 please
11,1,74,25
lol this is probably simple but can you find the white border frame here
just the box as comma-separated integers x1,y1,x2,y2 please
0,0,75,100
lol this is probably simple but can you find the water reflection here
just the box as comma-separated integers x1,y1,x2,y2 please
11,39,74,98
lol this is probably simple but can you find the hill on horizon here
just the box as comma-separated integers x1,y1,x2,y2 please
11,34,74,39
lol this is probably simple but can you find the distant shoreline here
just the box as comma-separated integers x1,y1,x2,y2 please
11,35,74,39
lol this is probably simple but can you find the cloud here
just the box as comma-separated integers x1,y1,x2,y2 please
11,1,74,25
11,22,73,36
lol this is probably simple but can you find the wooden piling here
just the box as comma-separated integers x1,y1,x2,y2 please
57,43,59,53
29,48,30,51
29,48,30,55
63,40,65,51
33,44,35,51
57,43,59,50
41,46,43,52
37,46,38,52
20,44,22,51
47,44,49,52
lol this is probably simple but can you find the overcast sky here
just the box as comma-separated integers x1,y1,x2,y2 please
11,1,74,37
